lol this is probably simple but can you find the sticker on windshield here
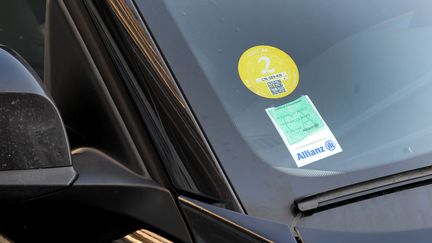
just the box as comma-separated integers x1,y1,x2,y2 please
238,45,299,99
266,95,342,167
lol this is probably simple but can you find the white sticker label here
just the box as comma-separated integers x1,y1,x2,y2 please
266,95,342,167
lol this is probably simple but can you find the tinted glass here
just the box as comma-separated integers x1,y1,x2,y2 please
0,0,46,78
136,0,432,223
145,0,432,175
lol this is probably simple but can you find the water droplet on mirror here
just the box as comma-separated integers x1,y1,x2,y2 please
404,146,413,153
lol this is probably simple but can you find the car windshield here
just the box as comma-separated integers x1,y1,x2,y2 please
136,0,432,221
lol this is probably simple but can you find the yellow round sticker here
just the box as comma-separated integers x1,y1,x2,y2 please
238,45,299,99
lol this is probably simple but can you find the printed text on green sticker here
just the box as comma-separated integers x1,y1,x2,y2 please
267,96,324,144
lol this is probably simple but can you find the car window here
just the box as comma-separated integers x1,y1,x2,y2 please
0,0,46,78
133,0,432,223
138,0,432,175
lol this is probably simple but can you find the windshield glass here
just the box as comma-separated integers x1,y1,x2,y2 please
135,0,432,222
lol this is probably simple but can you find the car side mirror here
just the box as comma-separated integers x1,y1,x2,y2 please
0,45,189,242
0,46,76,201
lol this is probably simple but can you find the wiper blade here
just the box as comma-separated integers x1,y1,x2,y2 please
296,165,432,213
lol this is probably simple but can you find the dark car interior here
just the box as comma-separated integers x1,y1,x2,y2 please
0,0,46,78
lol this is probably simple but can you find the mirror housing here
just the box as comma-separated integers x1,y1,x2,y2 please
0,46,75,201
0,45,71,170
0,44,189,242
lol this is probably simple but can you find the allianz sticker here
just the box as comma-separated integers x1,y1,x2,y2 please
266,95,342,167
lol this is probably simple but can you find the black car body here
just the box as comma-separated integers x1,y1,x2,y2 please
1,1,432,242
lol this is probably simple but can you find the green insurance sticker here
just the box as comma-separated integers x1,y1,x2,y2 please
266,96,324,144
266,95,342,167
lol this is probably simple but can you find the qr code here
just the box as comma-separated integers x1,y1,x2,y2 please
266,80,286,95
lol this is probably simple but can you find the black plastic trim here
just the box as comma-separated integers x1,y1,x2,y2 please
0,166,76,201
296,165,432,213
61,148,193,242
180,196,297,243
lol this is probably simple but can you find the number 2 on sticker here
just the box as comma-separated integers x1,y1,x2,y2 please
258,56,275,75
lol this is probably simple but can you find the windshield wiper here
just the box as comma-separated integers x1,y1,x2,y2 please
296,165,432,213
